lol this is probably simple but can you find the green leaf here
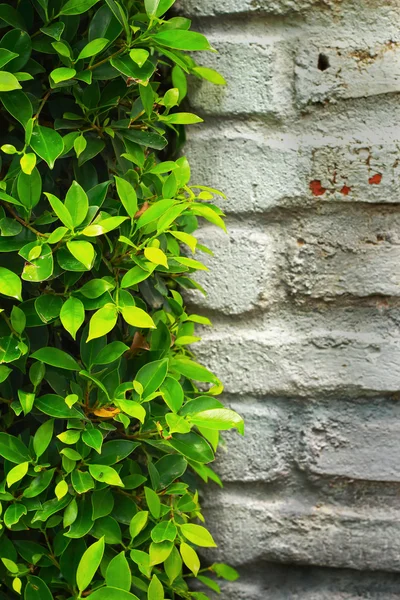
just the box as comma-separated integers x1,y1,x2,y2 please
24,576,53,600
93,341,129,365
160,376,183,412
65,181,89,227
31,126,64,169
148,575,164,600
152,31,212,51
129,511,148,539
0,365,12,383
190,408,244,435
87,304,118,341
35,395,82,419
76,537,105,593
45,193,74,229
172,358,219,384
6,461,29,487
145,0,160,16
213,563,239,581
33,419,54,459
0,72,21,92
67,241,95,270
0,267,22,300
0,4,26,29
78,278,115,298
89,589,139,600
1,90,33,127
169,432,214,464
144,486,160,518
180,544,200,578
0,432,30,463
144,247,168,268
115,175,137,219
165,547,182,584
115,400,146,423
60,297,85,340
180,524,217,548
78,38,109,60
31,348,80,371
121,266,153,288
91,440,139,465
89,464,124,486
60,0,101,15
121,306,156,330
4,503,27,528
106,552,131,591
11,305,26,334
151,520,177,543
136,358,169,400
71,470,94,494
21,243,54,282
50,67,77,83
82,428,103,453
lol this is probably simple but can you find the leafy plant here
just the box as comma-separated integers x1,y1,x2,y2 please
0,0,243,599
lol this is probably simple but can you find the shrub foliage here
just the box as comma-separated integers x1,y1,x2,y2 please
0,0,244,599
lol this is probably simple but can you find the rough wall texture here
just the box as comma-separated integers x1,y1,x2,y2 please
178,0,400,596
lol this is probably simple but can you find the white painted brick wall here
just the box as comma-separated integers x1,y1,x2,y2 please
184,0,400,596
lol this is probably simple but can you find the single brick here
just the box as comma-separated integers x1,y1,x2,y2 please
202,490,400,571
195,311,400,396
285,208,400,299
299,399,400,482
188,40,293,118
213,400,289,482
185,130,308,213
296,42,400,106
186,225,279,314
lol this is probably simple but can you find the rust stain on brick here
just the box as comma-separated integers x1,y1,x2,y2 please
368,173,382,185
310,180,327,196
340,185,351,195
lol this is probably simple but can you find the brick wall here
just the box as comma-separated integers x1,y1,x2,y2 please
179,0,400,597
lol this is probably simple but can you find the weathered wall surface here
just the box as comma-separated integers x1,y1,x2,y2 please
179,0,400,596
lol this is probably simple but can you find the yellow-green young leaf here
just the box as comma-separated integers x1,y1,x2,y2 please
65,181,88,227
115,400,146,423
170,230,197,253
115,176,137,219
130,48,149,67
106,552,131,591
180,524,217,548
144,487,160,518
82,428,103,453
152,31,211,51
52,41,71,57
74,135,87,158
87,304,118,341
89,464,124,487
67,241,95,270
81,216,128,236
7,461,29,487
57,429,81,444
160,113,203,125
20,153,36,175
180,542,200,576
164,547,182,584
148,575,164,600
129,511,148,540
213,563,239,581
50,67,76,83
174,256,208,271
0,71,21,91
1,144,17,154
77,38,109,60
76,537,105,593
0,268,22,300
47,226,68,244
121,306,156,329
18,390,34,415
2,558,19,574
65,394,79,408
192,66,227,85
190,408,245,435
149,541,173,566
144,247,168,268
55,479,68,500
12,577,22,594
163,88,179,108
60,297,85,340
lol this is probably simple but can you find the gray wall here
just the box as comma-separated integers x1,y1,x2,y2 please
180,0,400,597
